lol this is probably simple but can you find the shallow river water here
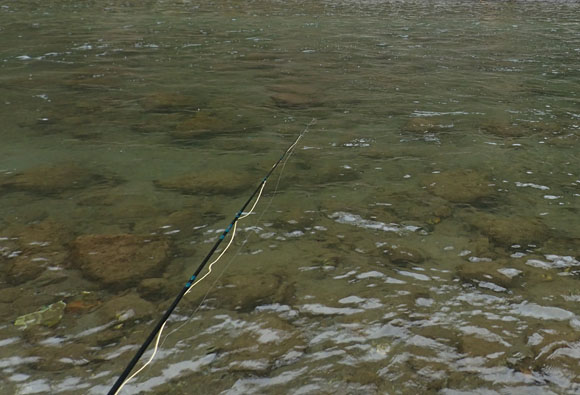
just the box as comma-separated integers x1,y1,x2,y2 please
1,0,579,394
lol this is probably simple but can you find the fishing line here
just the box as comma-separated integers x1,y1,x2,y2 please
112,184,266,395
155,151,295,356
184,181,267,297
156,122,307,356
108,119,314,395
124,133,305,392
182,132,302,317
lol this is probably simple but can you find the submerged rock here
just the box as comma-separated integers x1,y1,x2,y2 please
64,292,156,349
71,234,171,288
206,273,295,312
137,277,174,301
29,343,90,372
154,170,254,195
425,169,496,204
382,244,425,265
1,220,71,285
402,117,453,134
457,260,521,289
6,254,51,285
545,133,579,148
13,220,73,247
171,112,233,140
95,292,155,324
134,203,222,236
270,92,319,109
14,301,66,329
480,121,527,138
288,163,360,187
141,92,200,113
271,206,317,231
0,163,120,195
467,213,549,247
366,192,452,229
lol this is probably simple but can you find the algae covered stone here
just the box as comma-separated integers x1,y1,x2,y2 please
269,84,321,109
480,121,527,138
467,214,549,248
6,254,49,285
206,272,295,312
141,92,200,113
382,244,425,265
402,117,453,134
154,170,254,195
15,301,66,329
171,112,232,140
137,277,174,301
0,163,120,195
426,169,495,204
457,260,520,289
72,234,170,288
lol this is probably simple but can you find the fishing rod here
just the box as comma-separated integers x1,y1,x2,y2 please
108,120,313,395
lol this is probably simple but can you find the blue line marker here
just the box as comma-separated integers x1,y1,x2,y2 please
185,275,196,287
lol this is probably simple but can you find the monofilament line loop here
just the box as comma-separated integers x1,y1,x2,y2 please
108,119,314,395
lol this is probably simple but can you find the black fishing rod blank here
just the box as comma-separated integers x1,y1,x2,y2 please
108,124,311,395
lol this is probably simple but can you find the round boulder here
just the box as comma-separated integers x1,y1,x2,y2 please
425,169,496,204
72,234,171,288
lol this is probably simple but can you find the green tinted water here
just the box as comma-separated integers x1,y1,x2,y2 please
1,1,579,393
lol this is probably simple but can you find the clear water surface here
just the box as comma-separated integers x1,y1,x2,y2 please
0,0,579,394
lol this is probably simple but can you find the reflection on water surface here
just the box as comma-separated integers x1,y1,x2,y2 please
0,0,579,394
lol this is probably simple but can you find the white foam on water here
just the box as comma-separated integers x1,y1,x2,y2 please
469,256,492,263
550,345,580,360
254,303,291,313
526,255,579,270
514,181,550,190
104,344,138,360
497,268,522,278
0,356,40,368
527,333,544,346
398,270,431,281
307,349,346,360
300,304,364,316
0,337,19,347
330,212,420,233
124,354,217,394
385,277,406,284
223,367,308,395
339,296,365,304
53,377,91,392
457,293,504,306
333,270,357,279
16,379,50,394
478,281,507,293
416,297,435,307
459,325,512,347
285,230,305,238
339,295,383,310
9,373,29,382
255,328,285,344
292,384,322,395
356,271,384,279
510,302,575,321
229,359,269,370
